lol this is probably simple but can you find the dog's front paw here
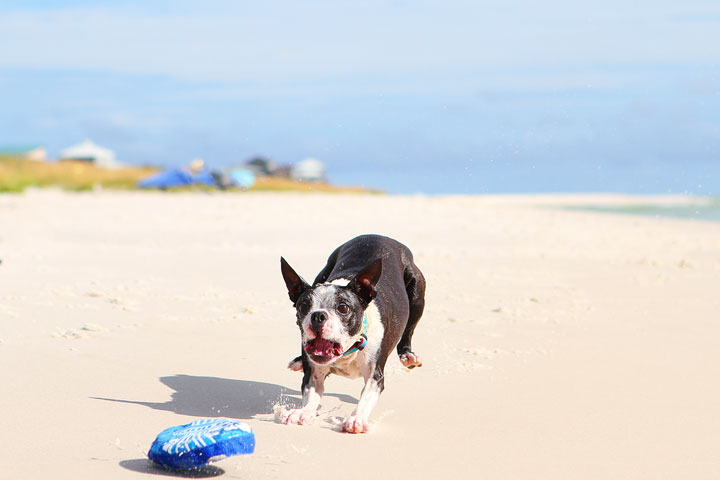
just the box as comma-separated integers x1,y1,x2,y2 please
343,415,370,434
283,408,315,425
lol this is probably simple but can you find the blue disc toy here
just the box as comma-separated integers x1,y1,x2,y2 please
148,418,255,470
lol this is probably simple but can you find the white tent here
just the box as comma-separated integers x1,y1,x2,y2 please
291,158,326,182
60,139,117,169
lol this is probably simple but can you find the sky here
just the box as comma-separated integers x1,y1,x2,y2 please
1,0,719,194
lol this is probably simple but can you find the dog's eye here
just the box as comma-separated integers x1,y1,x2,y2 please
337,303,350,315
297,302,310,315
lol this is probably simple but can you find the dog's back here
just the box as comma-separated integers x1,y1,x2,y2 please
314,234,425,364
314,234,416,296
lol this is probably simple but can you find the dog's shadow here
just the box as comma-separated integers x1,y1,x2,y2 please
93,374,357,419
103,375,357,477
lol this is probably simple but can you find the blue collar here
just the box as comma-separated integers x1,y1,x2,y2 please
342,313,368,356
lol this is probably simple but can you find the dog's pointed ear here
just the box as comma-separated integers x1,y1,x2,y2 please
280,257,310,304
348,258,382,304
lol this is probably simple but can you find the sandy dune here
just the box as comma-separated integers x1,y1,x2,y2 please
1,191,719,479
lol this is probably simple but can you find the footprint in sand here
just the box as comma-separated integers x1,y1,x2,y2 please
52,328,89,340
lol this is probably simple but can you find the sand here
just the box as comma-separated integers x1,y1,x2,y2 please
1,190,719,479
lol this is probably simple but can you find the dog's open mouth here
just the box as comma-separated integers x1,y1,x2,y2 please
304,338,344,363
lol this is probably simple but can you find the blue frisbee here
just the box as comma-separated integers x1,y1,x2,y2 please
148,418,255,470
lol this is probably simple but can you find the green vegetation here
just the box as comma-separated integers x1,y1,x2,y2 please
0,155,156,192
249,176,382,194
0,155,381,194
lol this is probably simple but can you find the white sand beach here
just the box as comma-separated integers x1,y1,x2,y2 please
1,190,719,479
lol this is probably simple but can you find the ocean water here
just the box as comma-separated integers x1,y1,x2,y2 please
564,199,720,223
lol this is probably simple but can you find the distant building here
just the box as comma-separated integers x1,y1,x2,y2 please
0,145,47,161
60,139,118,169
274,165,292,178
245,156,277,176
291,158,326,182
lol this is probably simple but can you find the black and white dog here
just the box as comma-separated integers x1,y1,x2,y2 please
280,234,426,433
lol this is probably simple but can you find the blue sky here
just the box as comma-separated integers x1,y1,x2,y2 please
1,1,719,193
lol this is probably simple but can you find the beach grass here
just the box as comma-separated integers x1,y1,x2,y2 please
249,176,382,194
0,155,156,192
0,156,380,193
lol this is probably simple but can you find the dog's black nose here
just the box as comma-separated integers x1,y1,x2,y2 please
310,311,327,330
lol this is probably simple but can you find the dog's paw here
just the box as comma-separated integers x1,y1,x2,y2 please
283,408,314,425
287,356,303,372
343,415,370,434
400,351,423,369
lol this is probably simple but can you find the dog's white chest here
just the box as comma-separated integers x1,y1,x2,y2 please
329,301,383,379
329,353,364,378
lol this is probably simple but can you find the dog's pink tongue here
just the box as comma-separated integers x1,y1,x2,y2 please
312,339,336,356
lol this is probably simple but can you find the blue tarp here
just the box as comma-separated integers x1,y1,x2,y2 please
138,168,216,189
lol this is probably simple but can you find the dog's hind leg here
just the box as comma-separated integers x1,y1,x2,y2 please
397,262,426,369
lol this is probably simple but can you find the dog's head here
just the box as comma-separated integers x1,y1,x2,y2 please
280,257,382,366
